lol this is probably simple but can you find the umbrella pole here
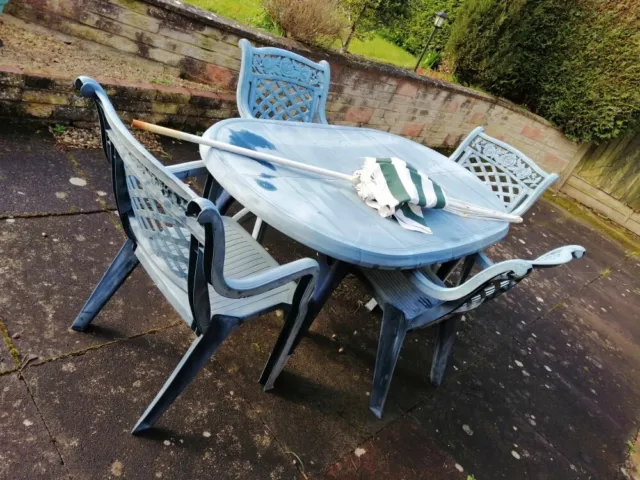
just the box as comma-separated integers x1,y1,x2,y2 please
131,120,522,224
131,120,356,184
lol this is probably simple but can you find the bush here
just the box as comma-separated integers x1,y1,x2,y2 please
446,0,640,142
262,0,347,47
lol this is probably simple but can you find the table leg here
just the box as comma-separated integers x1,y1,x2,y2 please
204,174,235,214
289,255,351,354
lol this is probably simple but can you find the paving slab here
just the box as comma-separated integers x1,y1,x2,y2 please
65,149,117,210
214,311,397,476
315,416,464,480
0,213,181,360
0,373,68,479
66,138,206,212
22,325,300,480
425,326,637,479
567,269,640,348
412,368,592,480
0,124,102,217
517,304,640,436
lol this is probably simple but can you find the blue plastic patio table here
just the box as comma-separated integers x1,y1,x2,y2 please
200,118,510,336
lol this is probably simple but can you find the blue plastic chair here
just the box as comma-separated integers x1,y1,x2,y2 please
360,245,585,417
70,76,319,433
450,127,559,216
227,38,332,239
236,39,331,124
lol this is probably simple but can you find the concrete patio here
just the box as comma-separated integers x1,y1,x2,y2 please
0,120,638,480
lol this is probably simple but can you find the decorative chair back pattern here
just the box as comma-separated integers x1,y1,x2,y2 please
76,77,203,291
236,39,331,124
451,271,524,314
450,127,559,216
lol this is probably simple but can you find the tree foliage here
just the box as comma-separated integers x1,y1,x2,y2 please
379,0,463,56
446,0,640,142
339,0,410,52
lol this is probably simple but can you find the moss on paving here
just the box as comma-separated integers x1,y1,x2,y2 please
544,191,640,255
0,320,21,368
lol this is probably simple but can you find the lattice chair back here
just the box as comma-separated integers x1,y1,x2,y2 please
74,77,209,295
237,39,331,124
450,127,559,216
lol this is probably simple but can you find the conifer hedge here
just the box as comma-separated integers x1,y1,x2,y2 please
446,0,639,143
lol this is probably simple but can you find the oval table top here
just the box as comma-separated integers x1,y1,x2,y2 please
201,119,509,269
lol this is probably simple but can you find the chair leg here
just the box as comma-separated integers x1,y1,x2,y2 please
259,275,315,390
131,315,240,434
258,306,299,390
71,239,139,332
430,315,461,387
251,217,268,243
369,305,408,419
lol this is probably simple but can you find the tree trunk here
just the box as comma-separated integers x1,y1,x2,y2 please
340,5,368,53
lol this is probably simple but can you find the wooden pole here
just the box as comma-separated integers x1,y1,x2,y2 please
131,120,356,183
132,120,522,224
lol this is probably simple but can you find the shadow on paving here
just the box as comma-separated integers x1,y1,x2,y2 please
0,121,639,480
0,213,182,360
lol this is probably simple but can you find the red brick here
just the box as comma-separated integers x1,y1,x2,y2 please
154,84,190,96
117,80,156,91
204,65,236,89
521,124,543,140
0,65,24,75
470,112,487,124
444,101,459,114
93,77,122,87
329,63,343,85
443,133,462,147
395,81,419,98
344,106,374,123
400,122,425,137
544,153,567,172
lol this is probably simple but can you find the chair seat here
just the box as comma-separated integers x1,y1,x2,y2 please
363,268,443,321
130,215,295,325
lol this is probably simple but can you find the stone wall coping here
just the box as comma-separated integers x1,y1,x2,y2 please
0,65,236,103
142,0,555,128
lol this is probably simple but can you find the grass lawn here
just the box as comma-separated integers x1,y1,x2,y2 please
185,0,417,69
190,0,264,25
343,36,416,69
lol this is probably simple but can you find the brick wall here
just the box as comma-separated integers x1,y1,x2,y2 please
5,0,582,179
0,66,237,130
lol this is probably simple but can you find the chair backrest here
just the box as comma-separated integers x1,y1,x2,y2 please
75,76,209,293
236,39,331,124
450,127,559,216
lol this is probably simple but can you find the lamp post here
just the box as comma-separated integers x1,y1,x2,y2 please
414,11,448,72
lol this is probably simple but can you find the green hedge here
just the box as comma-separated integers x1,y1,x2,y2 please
446,0,640,143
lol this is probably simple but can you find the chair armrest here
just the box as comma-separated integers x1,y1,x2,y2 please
407,259,532,301
226,258,319,297
187,198,319,299
531,245,585,267
167,160,208,179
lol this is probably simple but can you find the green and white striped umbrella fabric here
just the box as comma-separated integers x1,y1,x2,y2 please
354,157,448,234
